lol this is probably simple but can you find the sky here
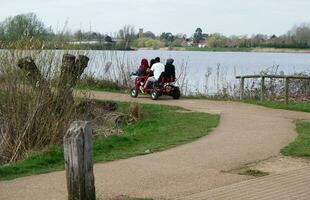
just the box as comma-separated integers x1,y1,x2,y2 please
0,0,310,37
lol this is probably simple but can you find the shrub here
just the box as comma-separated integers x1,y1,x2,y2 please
0,50,89,164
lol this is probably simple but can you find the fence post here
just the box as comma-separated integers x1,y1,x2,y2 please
240,77,244,100
260,76,265,102
285,78,290,104
64,121,96,200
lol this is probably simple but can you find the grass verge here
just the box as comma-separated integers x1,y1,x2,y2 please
75,85,127,93
76,76,123,92
281,121,310,157
0,102,219,180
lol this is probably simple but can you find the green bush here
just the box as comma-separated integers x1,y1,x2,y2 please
133,38,165,49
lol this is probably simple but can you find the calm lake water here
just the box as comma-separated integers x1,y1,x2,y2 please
85,50,310,94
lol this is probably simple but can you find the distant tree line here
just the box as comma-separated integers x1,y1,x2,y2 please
0,13,51,41
202,25,310,49
1,13,310,50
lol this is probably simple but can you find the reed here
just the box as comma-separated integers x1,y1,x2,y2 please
0,46,91,164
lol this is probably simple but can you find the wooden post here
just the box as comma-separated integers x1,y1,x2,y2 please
285,78,289,104
55,54,89,115
240,77,244,100
260,76,265,102
17,57,52,97
64,121,96,200
57,54,89,92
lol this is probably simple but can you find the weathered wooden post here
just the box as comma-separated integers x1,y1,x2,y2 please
240,77,244,100
260,76,265,102
17,57,52,97
64,121,96,200
55,54,90,116
285,77,290,104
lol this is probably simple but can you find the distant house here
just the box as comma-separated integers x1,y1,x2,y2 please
69,41,100,45
198,40,208,48
69,38,116,45
185,38,193,46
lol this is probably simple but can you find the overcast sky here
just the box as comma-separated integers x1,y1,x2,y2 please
1,0,310,36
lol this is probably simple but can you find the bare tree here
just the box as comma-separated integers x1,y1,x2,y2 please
117,25,136,50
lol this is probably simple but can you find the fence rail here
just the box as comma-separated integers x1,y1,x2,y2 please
236,75,310,104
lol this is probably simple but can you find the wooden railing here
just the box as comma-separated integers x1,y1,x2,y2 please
236,75,310,104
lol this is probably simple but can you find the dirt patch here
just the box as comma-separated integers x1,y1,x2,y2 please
228,155,310,176
76,99,133,138
238,168,270,177
107,195,153,200
251,155,310,174
175,109,193,113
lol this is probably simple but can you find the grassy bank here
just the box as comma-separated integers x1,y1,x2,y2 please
251,47,310,53
281,121,310,157
0,102,219,180
166,46,310,53
76,75,122,92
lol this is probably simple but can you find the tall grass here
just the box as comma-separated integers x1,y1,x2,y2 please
84,51,134,89
0,46,151,164
0,49,91,164
240,65,310,101
190,64,310,101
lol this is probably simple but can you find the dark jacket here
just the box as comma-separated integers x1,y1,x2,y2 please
164,63,175,78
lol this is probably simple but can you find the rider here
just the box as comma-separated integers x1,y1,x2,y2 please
164,58,176,82
137,58,149,76
150,59,156,67
143,61,165,90
154,57,160,63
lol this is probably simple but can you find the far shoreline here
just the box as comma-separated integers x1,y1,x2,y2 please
1,46,310,54
137,47,310,54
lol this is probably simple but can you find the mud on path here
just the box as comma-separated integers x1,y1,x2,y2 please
1,91,310,200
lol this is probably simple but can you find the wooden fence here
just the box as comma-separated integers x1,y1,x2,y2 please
236,75,310,104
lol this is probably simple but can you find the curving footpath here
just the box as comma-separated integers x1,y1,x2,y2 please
1,91,310,200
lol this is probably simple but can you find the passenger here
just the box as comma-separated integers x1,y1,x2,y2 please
155,57,160,63
148,58,159,77
164,58,176,82
150,59,156,67
143,62,165,90
137,58,149,76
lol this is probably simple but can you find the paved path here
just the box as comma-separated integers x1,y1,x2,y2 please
176,167,310,200
1,92,310,199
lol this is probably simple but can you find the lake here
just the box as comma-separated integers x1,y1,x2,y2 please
85,50,310,94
